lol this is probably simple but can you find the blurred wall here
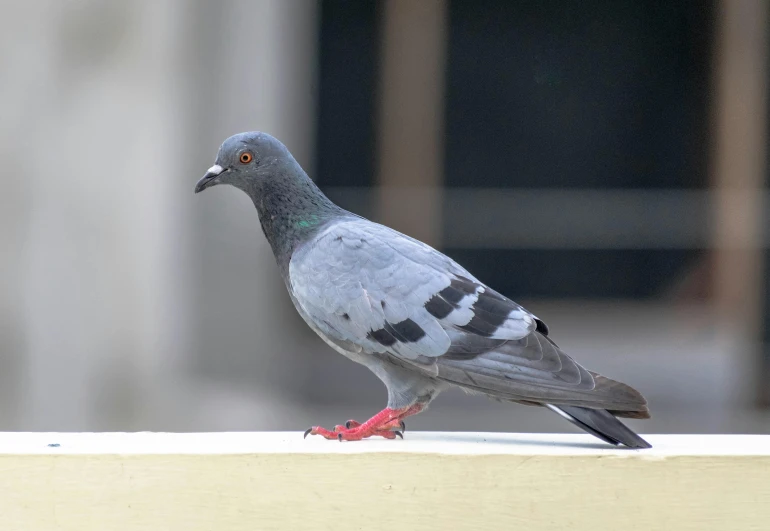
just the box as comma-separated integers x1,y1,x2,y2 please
2,0,190,430
0,0,321,431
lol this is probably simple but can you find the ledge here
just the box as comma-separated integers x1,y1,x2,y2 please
1,432,768,530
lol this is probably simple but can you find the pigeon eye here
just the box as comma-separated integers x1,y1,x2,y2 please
239,152,254,164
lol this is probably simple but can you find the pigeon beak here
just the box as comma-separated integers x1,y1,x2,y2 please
195,165,228,193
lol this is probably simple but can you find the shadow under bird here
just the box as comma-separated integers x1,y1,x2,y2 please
195,132,652,449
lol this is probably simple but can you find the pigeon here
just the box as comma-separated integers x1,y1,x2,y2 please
195,131,652,449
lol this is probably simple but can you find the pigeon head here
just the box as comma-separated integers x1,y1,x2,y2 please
194,131,294,194
195,131,350,271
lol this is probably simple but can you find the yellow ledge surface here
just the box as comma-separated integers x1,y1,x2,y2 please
1,432,768,531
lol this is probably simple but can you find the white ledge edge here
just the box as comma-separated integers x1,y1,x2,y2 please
0,432,767,456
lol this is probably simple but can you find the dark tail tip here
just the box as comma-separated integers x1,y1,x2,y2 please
547,404,652,449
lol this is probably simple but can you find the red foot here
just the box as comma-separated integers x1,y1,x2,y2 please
341,418,405,431
304,405,423,442
307,425,401,440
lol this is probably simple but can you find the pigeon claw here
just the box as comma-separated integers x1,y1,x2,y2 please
303,426,339,440
303,424,403,441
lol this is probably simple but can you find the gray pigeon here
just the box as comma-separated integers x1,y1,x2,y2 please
195,131,651,449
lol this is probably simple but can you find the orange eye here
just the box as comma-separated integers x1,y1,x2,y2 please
239,152,253,164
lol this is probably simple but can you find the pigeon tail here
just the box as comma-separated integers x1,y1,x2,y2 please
547,404,652,449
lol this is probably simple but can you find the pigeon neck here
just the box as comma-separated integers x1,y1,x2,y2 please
248,167,347,273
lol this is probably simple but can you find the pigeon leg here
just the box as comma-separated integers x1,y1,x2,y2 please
305,404,423,441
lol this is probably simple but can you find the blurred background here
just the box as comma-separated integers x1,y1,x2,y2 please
1,0,768,436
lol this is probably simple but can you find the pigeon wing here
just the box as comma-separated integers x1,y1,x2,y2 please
289,219,536,373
